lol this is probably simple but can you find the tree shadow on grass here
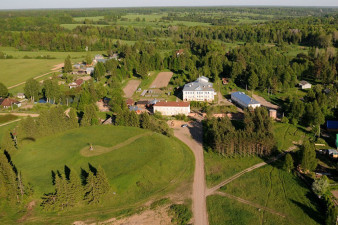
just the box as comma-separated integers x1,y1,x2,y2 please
64,165,71,180
88,163,97,175
80,168,89,185
290,198,324,224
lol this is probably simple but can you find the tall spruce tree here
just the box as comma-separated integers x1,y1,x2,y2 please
0,151,18,202
283,153,294,173
63,55,72,73
81,105,99,127
0,82,8,98
140,112,151,129
300,140,317,172
67,169,83,206
68,108,79,129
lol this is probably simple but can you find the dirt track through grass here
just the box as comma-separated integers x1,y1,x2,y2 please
214,191,286,218
80,132,152,157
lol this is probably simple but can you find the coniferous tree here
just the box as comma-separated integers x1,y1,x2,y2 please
67,169,83,206
140,112,151,129
81,105,99,127
248,71,258,90
95,166,110,198
85,52,92,65
283,153,294,173
0,82,8,98
300,140,317,172
68,108,79,129
0,151,18,202
63,55,72,73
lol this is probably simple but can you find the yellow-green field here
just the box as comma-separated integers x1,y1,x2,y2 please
0,48,104,88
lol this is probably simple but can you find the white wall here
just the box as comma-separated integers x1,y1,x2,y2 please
153,106,190,116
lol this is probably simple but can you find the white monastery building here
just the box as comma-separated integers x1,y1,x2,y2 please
183,76,216,102
153,101,190,116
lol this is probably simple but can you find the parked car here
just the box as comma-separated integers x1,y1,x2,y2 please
181,124,188,128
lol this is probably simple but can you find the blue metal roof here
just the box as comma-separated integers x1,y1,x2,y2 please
231,91,260,106
327,120,338,129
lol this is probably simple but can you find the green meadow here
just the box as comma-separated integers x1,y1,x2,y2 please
209,162,322,225
9,125,194,224
0,48,104,88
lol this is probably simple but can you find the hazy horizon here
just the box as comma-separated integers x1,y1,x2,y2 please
1,0,338,10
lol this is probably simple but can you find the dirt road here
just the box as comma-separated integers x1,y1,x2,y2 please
8,63,63,90
0,113,40,118
173,121,209,225
252,93,278,110
0,119,22,127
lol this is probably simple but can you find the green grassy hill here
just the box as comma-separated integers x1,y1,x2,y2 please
208,162,322,225
10,125,194,223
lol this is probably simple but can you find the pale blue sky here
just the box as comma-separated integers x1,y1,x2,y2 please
1,0,338,9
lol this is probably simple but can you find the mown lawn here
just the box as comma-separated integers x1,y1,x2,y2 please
10,125,194,224
215,162,323,225
204,151,263,188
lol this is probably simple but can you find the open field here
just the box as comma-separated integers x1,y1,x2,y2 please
215,162,322,225
73,16,105,22
204,152,263,187
0,47,104,60
0,114,18,124
10,126,194,224
0,121,19,141
0,59,61,87
207,195,284,225
150,71,173,88
273,122,309,151
123,79,141,98
0,49,104,89
61,24,109,29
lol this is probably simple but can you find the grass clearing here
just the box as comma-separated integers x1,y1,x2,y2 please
204,151,263,188
11,125,194,224
80,132,152,157
207,195,283,225
273,122,309,151
0,114,18,124
0,59,61,87
0,121,19,141
61,24,109,29
0,50,104,89
73,16,105,22
219,162,323,225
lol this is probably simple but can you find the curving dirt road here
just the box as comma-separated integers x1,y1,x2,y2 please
173,121,209,225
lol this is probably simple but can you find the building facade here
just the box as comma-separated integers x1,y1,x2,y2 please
231,92,261,109
183,76,216,102
153,101,190,116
